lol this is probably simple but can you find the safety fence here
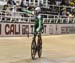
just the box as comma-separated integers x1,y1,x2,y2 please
0,11,75,24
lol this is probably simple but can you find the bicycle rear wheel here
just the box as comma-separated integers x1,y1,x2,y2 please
37,35,42,58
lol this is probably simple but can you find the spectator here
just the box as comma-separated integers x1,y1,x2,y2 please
2,5,8,11
2,5,11,16
68,13,74,17
16,1,21,12
7,0,16,5
16,1,20,6
49,0,56,5
20,0,29,17
1,5,11,22
20,0,28,8
61,0,69,6
1,5,8,16
61,8,67,17
39,1,43,7
56,0,62,6
69,0,75,6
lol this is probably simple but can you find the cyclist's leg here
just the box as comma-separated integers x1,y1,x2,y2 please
37,32,42,58
33,24,38,40
37,30,42,46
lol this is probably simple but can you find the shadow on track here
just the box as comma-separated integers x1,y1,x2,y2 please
11,56,75,63
11,57,55,63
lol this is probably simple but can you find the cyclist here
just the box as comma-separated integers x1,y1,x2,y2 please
21,6,43,38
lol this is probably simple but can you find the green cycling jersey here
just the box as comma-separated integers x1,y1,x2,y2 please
21,8,43,34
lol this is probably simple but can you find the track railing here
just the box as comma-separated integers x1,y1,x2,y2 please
0,10,75,23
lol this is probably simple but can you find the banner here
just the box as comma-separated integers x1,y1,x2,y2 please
0,23,75,37
0,23,29,37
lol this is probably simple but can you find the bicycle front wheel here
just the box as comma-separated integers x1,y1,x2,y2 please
31,39,36,59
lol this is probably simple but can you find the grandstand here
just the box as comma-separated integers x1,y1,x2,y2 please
0,0,75,23
0,0,75,36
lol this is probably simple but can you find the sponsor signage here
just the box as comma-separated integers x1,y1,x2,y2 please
0,23,75,36
0,23,29,36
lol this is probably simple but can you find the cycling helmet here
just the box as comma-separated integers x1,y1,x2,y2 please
35,7,41,13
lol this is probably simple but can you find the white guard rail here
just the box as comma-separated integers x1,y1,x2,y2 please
0,10,75,23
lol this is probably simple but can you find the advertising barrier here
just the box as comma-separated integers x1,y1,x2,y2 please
0,23,75,37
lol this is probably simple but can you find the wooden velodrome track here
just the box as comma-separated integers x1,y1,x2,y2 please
0,34,75,63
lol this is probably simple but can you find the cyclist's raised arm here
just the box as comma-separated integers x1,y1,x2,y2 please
21,8,34,15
